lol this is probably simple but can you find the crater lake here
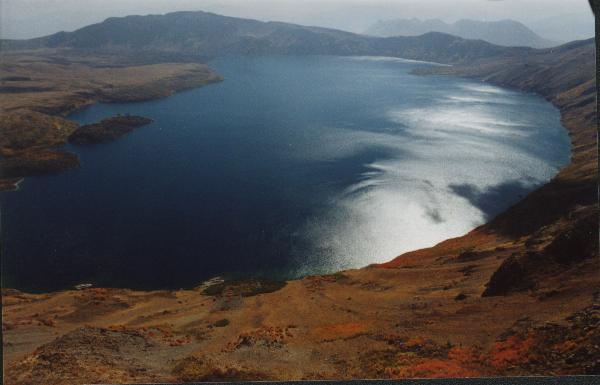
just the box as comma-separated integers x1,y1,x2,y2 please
0,55,570,292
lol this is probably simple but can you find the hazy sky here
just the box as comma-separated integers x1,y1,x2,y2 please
0,0,594,40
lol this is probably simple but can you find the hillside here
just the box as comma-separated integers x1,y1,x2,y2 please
1,11,526,64
365,18,558,48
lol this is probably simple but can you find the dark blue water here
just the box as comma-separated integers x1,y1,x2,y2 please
1,56,570,292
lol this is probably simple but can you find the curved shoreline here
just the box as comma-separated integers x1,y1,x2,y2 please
1,51,591,293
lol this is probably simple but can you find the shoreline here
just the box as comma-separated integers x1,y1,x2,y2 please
0,58,224,192
0,55,585,295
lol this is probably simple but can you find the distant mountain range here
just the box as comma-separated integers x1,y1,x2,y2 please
2,11,532,65
365,18,559,48
528,13,595,43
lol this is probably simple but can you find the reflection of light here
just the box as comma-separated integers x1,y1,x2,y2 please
460,84,509,94
447,95,489,103
302,178,484,270
445,95,519,105
348,56,451,66
290,87,562,276
388,106,532,137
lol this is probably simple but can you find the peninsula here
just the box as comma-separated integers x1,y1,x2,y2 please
0,55,222,190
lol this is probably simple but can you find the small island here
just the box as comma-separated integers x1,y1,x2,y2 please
68,115,154,144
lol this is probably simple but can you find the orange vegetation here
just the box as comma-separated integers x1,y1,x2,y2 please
313,322,371,341
488,334,536,370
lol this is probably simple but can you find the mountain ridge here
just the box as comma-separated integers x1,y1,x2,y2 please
1,11,531,65
365,18,559,48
